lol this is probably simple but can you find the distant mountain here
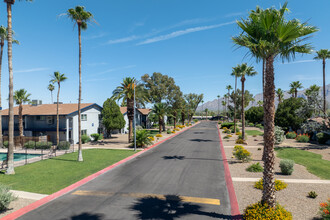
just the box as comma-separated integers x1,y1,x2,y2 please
196,84,330,113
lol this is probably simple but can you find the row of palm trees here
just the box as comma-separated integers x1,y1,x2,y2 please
2,3,93,174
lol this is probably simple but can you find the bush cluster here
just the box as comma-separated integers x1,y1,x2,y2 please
296,134,310,143
57,141,70,150
81,135,91,144
135,130,152,148
286,131,297,139
221,122,234,129
0,183,17,211
230,126,240,133
256,124,264,130
246,162,263,172
319,199,330,218
243,201,292,220
155,134,163,138
167,129,171,134
254,178,287,191
235,139,246,144
279,159,295,175
36,142,52,149
274,126,285,144
24,141,36,149
248,122,254,127
148,136,155,141
316,132,330,144
91,133,103,141
232,145,251,162
3,141,8,148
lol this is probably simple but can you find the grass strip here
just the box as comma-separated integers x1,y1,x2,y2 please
0,149,136,194
245,130,263,136
275,147,330,180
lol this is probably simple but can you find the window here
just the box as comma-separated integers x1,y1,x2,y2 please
36,116,46,121
47,116,54,124
81,130,87,136
81,114,87,121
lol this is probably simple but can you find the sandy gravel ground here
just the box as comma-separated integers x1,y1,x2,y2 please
0,198,36,219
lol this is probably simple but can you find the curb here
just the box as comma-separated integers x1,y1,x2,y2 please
2,123,199,220
216,124,241,216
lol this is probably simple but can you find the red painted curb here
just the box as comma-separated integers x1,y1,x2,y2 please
2,123,199,220
216,124,241,216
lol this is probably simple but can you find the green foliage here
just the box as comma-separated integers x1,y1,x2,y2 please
279,159,295,175
36,142,52,150
81,135,91,144
275,98,311,131
307,191,318,199
57,141,70,150
134,130,152,148
90,133,102,142
316,132,330,144
0,183,17,211
243,202,292,220
3,141,8,148
238,134,247,140
235,139,246,144
167,129,171,134
24,141,36,149
245,106,264,124
319,199,330,219
233,145,251,162
221,122,234,129
228,89,254,118
246,130,263,136
286,132,297,139
193,119,198,123
246,163,263,172
255,124,264,130
254,179,287,191
231,126,240,133
296,134,310,143
102,98,125,135
274,126,285,145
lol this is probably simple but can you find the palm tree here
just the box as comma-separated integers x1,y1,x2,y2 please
151,103,168,133
232,2,318,207
226,85,232,120
223,94,228,119
217,95,220,116
66,6,94,162
50,72,67,146
314,49,330,116
112,77,148,143
5,0,32,175
237,63,257,140
231,66,242,130
276,88,284,104
48,84,55,104
13,89,31,147
221,100,226,116
289,81,303,98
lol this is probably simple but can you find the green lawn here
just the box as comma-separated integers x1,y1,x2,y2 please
275,147,330,179
0,149,136,194
245,130,263,136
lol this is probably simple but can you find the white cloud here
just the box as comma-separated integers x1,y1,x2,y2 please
224,12,245,18
94,65,136,75
282,60,316,64
137,21,235,45
15,68,49,73
84,33,107,40
106,36,139,45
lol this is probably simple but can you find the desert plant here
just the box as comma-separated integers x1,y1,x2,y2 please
193,119,198,123
3,141,8,148
90,133,101,141
257,147,262,151
135,130,152,147
316,132,330,144
235,139,246,144
307,191,318,199
279,159,295,175
286,131,297,139
238,134,247,140
81,134,91,144
0,183,17,211
148,136,155,141
36,142,52,150
231,126,240,133
57,141,70,150
246,162,263,172
223,136,229,139
167,129,171,134
248,122,254,127
221,122,234,129
24,141,36,149
254,179,287,191
243,202,292,220
155,134,163,138
296,134,310,143
236,132,242,136
274,126,285,144
233,145,251,162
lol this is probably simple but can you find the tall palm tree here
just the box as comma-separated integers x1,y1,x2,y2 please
232,2,318,207
276,88,284,104
66,6,94,162
231,66,242,130
217,95,220,116
50,72,67,146
151,103,168,133
223,94,228,119
226,85,232,120
221,100,226,116
289,81,303,98
314,49,330,116
237,63,257,140
112,77,148,143
13,89,31,147
5,0,32,175
47,84,55,104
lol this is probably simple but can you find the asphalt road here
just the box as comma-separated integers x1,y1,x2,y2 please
19,121,232,220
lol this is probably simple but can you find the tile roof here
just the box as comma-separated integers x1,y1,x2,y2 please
1,103,96,116
120,107,151,115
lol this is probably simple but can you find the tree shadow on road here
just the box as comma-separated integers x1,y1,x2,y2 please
60,212,105,220
162,155,222,162
190,139,214,142
130,195,242,220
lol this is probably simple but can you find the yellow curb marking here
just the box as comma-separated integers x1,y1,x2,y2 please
72,190,220,206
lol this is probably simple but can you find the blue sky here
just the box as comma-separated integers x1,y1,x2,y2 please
0,0,330,108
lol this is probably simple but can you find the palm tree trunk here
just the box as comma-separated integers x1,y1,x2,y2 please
262,58,265,102
0,40,4,148
295,89,297,98
6,2,14,175
19,103,23,147
181,111,185,125
262,55,276,208
234,76,237,129
158,119,162,134
127,98,134,143
173,112,177,128
77,24,83,162
56,83,60,146
51,91,53,104
323,59,326,117
241,77,245,140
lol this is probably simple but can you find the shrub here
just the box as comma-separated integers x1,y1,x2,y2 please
225,129,231,134
243,201,292,220
235,139,246,144
57,141,70,150
319,199,330,219
255,124,264,130
274,126,285,144
223,136,229,139
231,127,240,133
148,136,155,141
155,134,163,138
36,141,52,150
246,162,263,172
24,141,36,149
99,134,104,140
248,122,254,127
257,147,262,151
296,134,310,143
90,133,101,141
171,130,175,133
233,145,251,162
167,129,171,134
81,134,91,144
3,141,8,148
316,132,330,144
245,106,264,124
227,134,232,138
279,159,295,175
135,130,152,148
193,119,198,123
307,191,318,199
221,122,234,129
252,134,257,137
254,179,287,191
286,131,297,139
238,134,247,140
0,183,17,211
236,132,241,136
